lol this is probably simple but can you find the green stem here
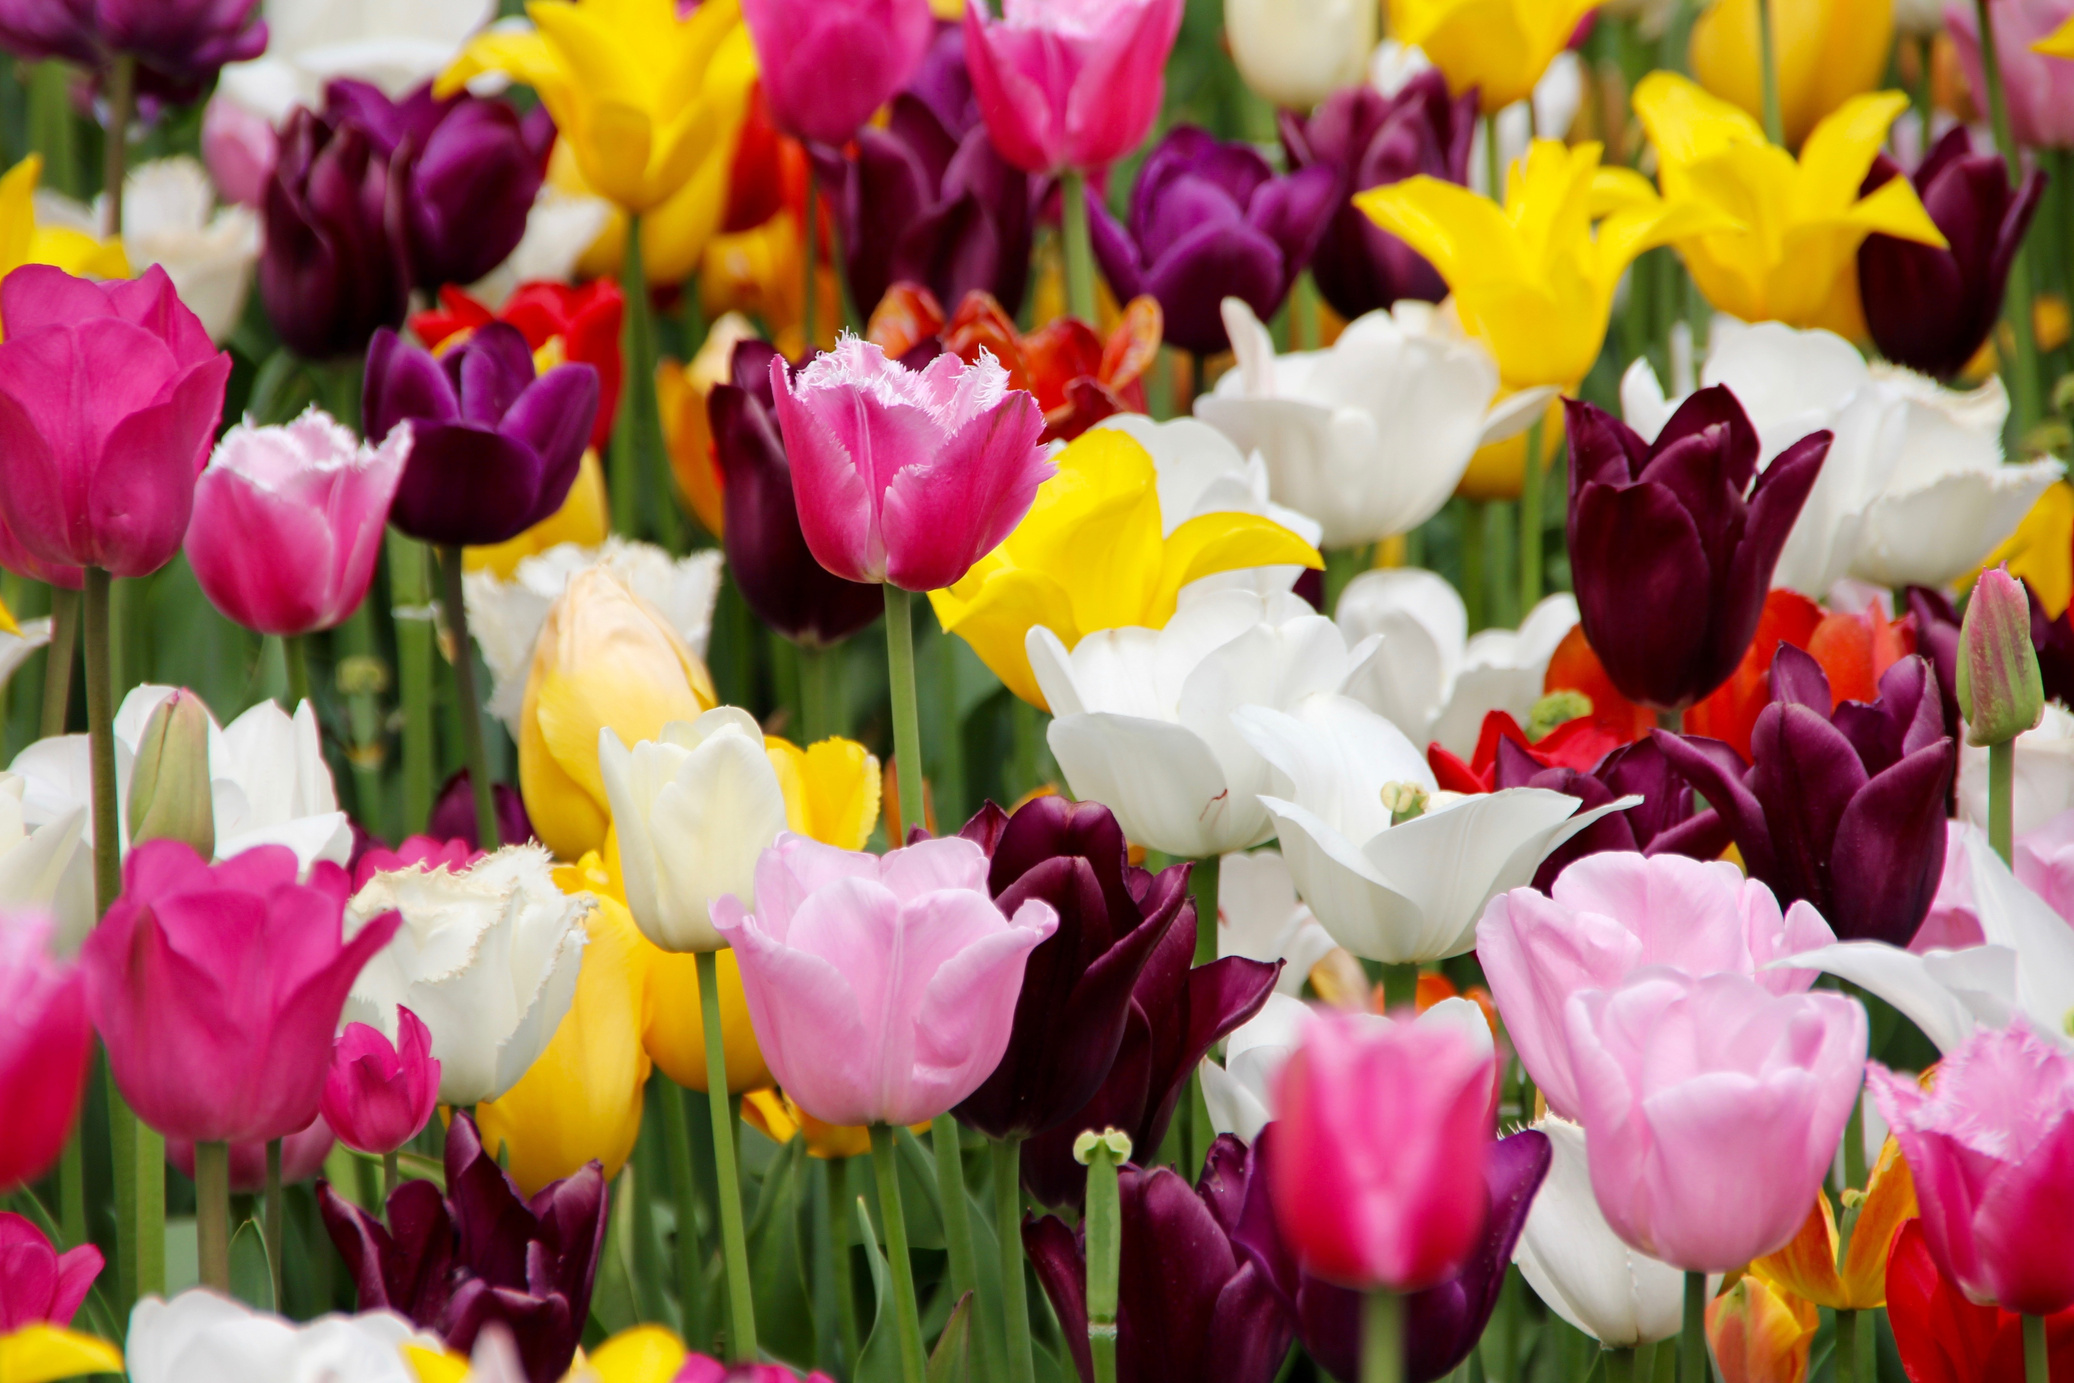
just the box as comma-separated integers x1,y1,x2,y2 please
28,62,80,199
1190,852,1221,967
335,603,390,844
659,1079,708,1342
616,215,684,550
870,1124,927,1383
1084,1133,1125,1383
1756,0,1783,145
799,642,840,742
697,951,757,1360
1461,500,1487,633
1519,418,1545,610
195,1141,231,1293
931,1114,988,1377
1837,1309,1861,1383
1292,272,1320,353
884,586,926,839
439,547,501,850
388,533,437,834
1060,171,1098,323
1991,739,2015,865
382,1151,399,1205
1364,1289,1404,1383
1484,114,1505,204
1657,706,1685,735
831,1156,863,1369
1011,698,1042,799
1680,1271,1707,1383
2025,1314,2048,1383
40,586,77,739
282,634,310,710
1381,963,1421,1012
994,1136,1036,1383
103,55,133,238
265,1138,284,1306
59,1129,84,1249
1972,0,2043,436
1606,1347,1636,1383
83,569,118,912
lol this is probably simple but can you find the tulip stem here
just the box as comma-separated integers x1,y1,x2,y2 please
1363,1289,1404,1383
59,1130,84,1249
102,55,133,238
800,642,841,741
40,586,77,739
1656,707,1684,734
871,1123,928,1383
612,214,685,552
389,533,437,833
931,1115,989,1377
1680,1270,1708,1383
1970,0,2044,436
1380,963,1420,1012
195,1141,232,1292
1519,418,1544,610
697,951,758,1360
1084,1133,1125,1383
382,1151,399,1204
1756,0,1783,145
83,568,118,911
264,1139,284,1306
2026,1314,2048,1383
282,634,310,711
993,1136,1037,1383
1990,739,2015,864
438,547,501,851
1060,171,1098,325
1605,1347,1635,1383
1836,1309,1860,1383
884,586,926,838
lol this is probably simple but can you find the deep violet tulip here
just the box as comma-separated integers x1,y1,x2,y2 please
319,1111,607,1383
1491,735,1734,892
1655,644,1956,948
1089,126,1337,356
1566,389,1830,712
951,795,1191,1140
1278,74,1478,322
427,769,534,851
260,105,411,361
0,0,266,100
412,281,626,456
0,1211,102,1330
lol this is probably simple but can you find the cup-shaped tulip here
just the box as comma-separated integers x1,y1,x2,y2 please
1870,1018,2074,1315
0,265,230,579
1225,0,1374,111
712,833,1057,1127
1887,1218,2074,1383
1689,0,1895,148
80,842,399,1147
0,912,90,1190
321,1006,441,1156
1961,566,2048,748
1269,1010,1496,1289
365,324,599,549
1956,0,2074,149
126,1292,432,1383
0,1212,102,1332
1753,1135,1918,1311
343,844,592,1109
740,0,932,145
767,336,1050,591
1389,0,1598,113
259,106,411,362
165,1115,337,1193
961,0,1185,175
1707,1274,1819,1383
1859,128,2045,382
1565,970,1868,1272
0,0,266,98
1566,389,1828,711
185,409,410,637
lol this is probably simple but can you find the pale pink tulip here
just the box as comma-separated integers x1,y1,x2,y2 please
963,0,1185,174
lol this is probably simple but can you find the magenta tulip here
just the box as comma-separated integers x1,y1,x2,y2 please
81,840,401,1145
766,337,1050,591
0,1212,101,1330
321,1006,441,1155
0,912,92,1193
1565,970,1866,1272
741,0,934,145
166,1114,337,1193
1946,0,2074,150
185,409,411,637
1475,852,1836,1121
962,0,1185,175
713,832,1057,1127
1870,1018,2074,1316
1268,1011,1495,1291
0,264,231,579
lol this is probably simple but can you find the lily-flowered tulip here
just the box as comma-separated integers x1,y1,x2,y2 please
126,1292,432,1383
962,0,1185,175
416,280,625,458
768,336,1050,591
185,409,409,637
740,0,932,145
714,833,1056,1127
1707,1274,1819,1383
1860,127,2045,381
344,844,592,1108
1871,1018,2074,1315
1956,0,2074,149
1225,0,1374,110
259,105,410,361
1753,1136,1917,1310
117,156,262,343
165,1116,337,1194
0,912,89,1191
0,0,266,99
1887,1219,2074,1383
1477,851,1836,1120
1388,0,1596,114
1566,970,1867,1271
83,841,398,1144
321,1006,440,1156
0,265,229,579
1689,0,1895,148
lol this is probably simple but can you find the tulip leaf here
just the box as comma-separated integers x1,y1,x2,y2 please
229,1218,274,1313
851,1196,903,1383
747,1135,818,1369
589,1165,644,1339
926,1292,975,1383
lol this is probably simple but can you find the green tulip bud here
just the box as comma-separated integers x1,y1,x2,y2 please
1958,566,2045,748
128,690,214,857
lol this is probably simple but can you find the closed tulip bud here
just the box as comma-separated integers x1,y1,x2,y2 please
126,689,215,857
320,1006,440,1156
1959,566,2046,747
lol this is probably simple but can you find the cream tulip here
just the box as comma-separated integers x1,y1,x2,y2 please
126,1291,436,1383
118,159,260,344
216,0,498,124
1217,848,1339,997
1224,0,1375,111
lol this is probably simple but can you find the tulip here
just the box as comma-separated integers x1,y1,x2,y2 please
1689,0,1895,148
200,95,276,206
165,1115,337,1193
119,156,262,343
0,1212,102,1330
344,844,591,1108
0,0,266,98
185,409,409,637
741,0,932,146
1964,566,2049,749
427,771,536,851
931,423,1322,709
1212,855,1347,1009
1388,0,1598,114
768,336,1050,591
1225,0,1373,111
352,834,482,890
259,106,411,362
321,1007,440,1157
126,1291,432,1383
1707,1274,1819,1383
1753,1136,1918,1311
0,912,90,1190
713,833,1056,1127
415,280,626,457
1488,735,1739,890
742,1089,874,1160
676,1353,836,1383
1887,1219,2074,1383
961,0,1185,175
1954,0,2074,149
214,0,491,125
1565,970,1867,1271
0,156,129,299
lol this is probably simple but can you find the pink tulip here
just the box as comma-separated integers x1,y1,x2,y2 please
768,338,1050,591
0,1212,102,1330
201,94,278,208
81,841,401,1145
0,510,81,589
1268,1011,1496,1291
0,265,231,579
352,834,484,890
0,912,92,1193
676,1357,836,1383
741,0,934,145
963,0,1185,174
1870,1018,2074,1316
1476,853,1836,1120
1947,0,2074,150
713,832,1057,1127
1565,970,1867,1273
165,1114,338,1193
319,1006,440,1155
185,410,410,636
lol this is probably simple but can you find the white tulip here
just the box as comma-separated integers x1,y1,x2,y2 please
345,843,592,1106
1217,848,1338,996
1370,40,1583,192
1224,0,1375,111
1196,299,1553,549
0,774,90,954
216,0,498,124
1231,696,1629,962
119,158,260,343
127,1290,434,1383
1959,703,2074,837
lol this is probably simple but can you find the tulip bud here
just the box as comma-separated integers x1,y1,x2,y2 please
127,692,214,857
1957,566,2045,747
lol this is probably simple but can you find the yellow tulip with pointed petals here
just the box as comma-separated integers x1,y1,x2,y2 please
1752,1137,1918,1310
1388,0,1601,114
0,1324,126,1383
1691,0,1896,149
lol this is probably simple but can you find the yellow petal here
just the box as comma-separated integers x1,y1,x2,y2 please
930,567,1083,710
641,943,773,1093
766,735,882,850
1840,1137,1919,1307
585,1325,688,1383
2037,12,2074,56
1707,1275,1819,1383
1151,511,1324,619
743,1089,876,1160
406,1344,473,1383
0,595,20,638
0,1325,127,1383
465,450,611,579
1691,0,1896,148
1752,1192,1847,1309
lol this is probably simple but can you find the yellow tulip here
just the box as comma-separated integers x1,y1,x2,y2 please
2040,13,2074,56
464,450,611,579
1751,1138,1918,1310
551,134,741,289
1358,139,1715,389
519,566,718,860
0,1324,126,1383
657,312,764,540
742,1088,874,1159
412,1325,690,1383
1633,75,1947,338
0,155,129,339
1388,0,1600,114
1968,481,2074,618
1692,0,1896,148
1707,1275,1819,1383
928,428,1323,710
478,856,650,1195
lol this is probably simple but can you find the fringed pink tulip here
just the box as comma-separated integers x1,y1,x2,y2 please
0,912,92,1192
165,1115,337,1193
0,1212,101,1330
320,1006,441,1156
963,0,1186,174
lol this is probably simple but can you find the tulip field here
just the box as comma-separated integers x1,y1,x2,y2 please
8,0,2074,1382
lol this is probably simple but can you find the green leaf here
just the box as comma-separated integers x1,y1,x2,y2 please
229,1219,273,1313
852,1195,902,1383
746,1135,818,1369
590,1165,642,1338
927,1292,975,1383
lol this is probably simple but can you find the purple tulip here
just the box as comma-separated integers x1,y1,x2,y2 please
1090,125,1337,355
260,105,411,361
1859,126,2045,382
319,1112,606,1383
364,323,599,549
1566,389,1829,712
1278,74,1477,322
428,769,536,850
1655,645,1957,948
1491,735,1735,892
0,0,266,100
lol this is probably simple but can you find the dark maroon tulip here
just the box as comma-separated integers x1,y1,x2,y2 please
1859,127,2045,382
0,0,265,99
261,106,411,361
1566,389,1829,712
365,323,599,548
429,769,535,849
1278,74,1477,322
1088,125,1337,356
1230,1124,1551,1383
1492,735,1734,892
319,1113,606,1383
1655,645,1955,948
952,796,1190,1141
709,339,884,648
1024,1136,1295,1383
